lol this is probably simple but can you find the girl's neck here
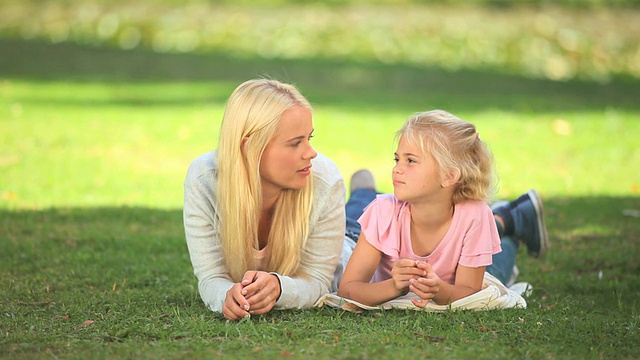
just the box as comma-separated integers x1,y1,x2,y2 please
409,196,455,229
408,196,455,257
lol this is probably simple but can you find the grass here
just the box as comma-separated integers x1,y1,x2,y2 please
1,200,638,359
1,1,640,359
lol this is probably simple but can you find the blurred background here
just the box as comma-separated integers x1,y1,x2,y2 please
3,0,639,81
1,0,639,209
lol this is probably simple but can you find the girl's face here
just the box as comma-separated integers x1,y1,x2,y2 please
259,105,317,197
392,135,443,203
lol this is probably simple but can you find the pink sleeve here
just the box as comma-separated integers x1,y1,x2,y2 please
358,194,402,258
458,203,502,268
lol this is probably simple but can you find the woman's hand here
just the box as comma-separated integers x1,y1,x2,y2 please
409,261,442,308
239,270,282,315
222,283,251,320
391,259,428,294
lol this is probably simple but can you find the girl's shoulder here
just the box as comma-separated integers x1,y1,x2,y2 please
454,200,493,221
373,193,403,207
456,199,490,211
368,194,408,218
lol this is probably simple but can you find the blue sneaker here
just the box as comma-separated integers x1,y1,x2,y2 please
493,190,549,259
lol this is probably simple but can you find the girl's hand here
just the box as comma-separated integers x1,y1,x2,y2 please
222,283,251,320
391,259,427,294
409,262,442,308
239,270,282,315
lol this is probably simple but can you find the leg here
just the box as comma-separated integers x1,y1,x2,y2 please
492,190,549,258
486,235,519,286
331,236,357,292
345,170,377,240
334,170,378,291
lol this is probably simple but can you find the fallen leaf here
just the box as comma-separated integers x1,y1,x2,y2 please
552,119,572,136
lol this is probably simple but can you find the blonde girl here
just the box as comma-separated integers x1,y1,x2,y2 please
338,110,548,307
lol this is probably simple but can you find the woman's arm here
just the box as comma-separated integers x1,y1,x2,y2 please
272,173,346,309
183,156,243,314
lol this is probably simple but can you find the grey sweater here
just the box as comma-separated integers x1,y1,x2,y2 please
183,151,347,312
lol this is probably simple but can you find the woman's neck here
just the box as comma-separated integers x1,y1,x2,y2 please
261,187,281,212
258,191,280,250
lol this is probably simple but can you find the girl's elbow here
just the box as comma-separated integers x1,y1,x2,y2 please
336,283,351,298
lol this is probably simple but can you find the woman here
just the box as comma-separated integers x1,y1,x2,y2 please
183,79,354,320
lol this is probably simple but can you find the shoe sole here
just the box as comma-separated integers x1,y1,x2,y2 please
527,189,549,259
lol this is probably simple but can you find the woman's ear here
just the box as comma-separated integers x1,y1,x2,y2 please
241,136,249,154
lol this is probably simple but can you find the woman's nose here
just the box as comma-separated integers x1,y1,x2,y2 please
305,143,318,160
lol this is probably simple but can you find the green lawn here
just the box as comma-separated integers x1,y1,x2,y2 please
1,1,640,359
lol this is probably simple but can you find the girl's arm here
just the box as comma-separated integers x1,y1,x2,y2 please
338,234,425,306
410,263,485,306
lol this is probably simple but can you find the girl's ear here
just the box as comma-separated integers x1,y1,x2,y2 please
441,168,460,188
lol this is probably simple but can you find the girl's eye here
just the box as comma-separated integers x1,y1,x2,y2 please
393,157,399,163
408,158,416,163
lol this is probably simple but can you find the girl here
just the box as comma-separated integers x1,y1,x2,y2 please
338,110,548,307
184,79,357,320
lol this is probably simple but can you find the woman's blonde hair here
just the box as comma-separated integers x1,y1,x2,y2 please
216,79,314,282
395,109,496,204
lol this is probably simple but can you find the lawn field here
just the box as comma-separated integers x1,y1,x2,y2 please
1,1,639,359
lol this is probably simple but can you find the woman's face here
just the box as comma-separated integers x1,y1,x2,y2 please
259,105,317,197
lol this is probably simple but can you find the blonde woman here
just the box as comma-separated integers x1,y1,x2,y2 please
183,79,356,320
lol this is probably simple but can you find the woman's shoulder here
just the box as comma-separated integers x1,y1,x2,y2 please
185,151,218,182
311,153,344,186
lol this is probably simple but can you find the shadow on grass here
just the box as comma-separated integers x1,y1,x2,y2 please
1,195,638,307
1,38,639,113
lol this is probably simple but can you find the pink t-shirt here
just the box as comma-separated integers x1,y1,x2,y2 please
359,194,501,285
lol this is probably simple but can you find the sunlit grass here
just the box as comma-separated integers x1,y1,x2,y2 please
2,75,639,209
